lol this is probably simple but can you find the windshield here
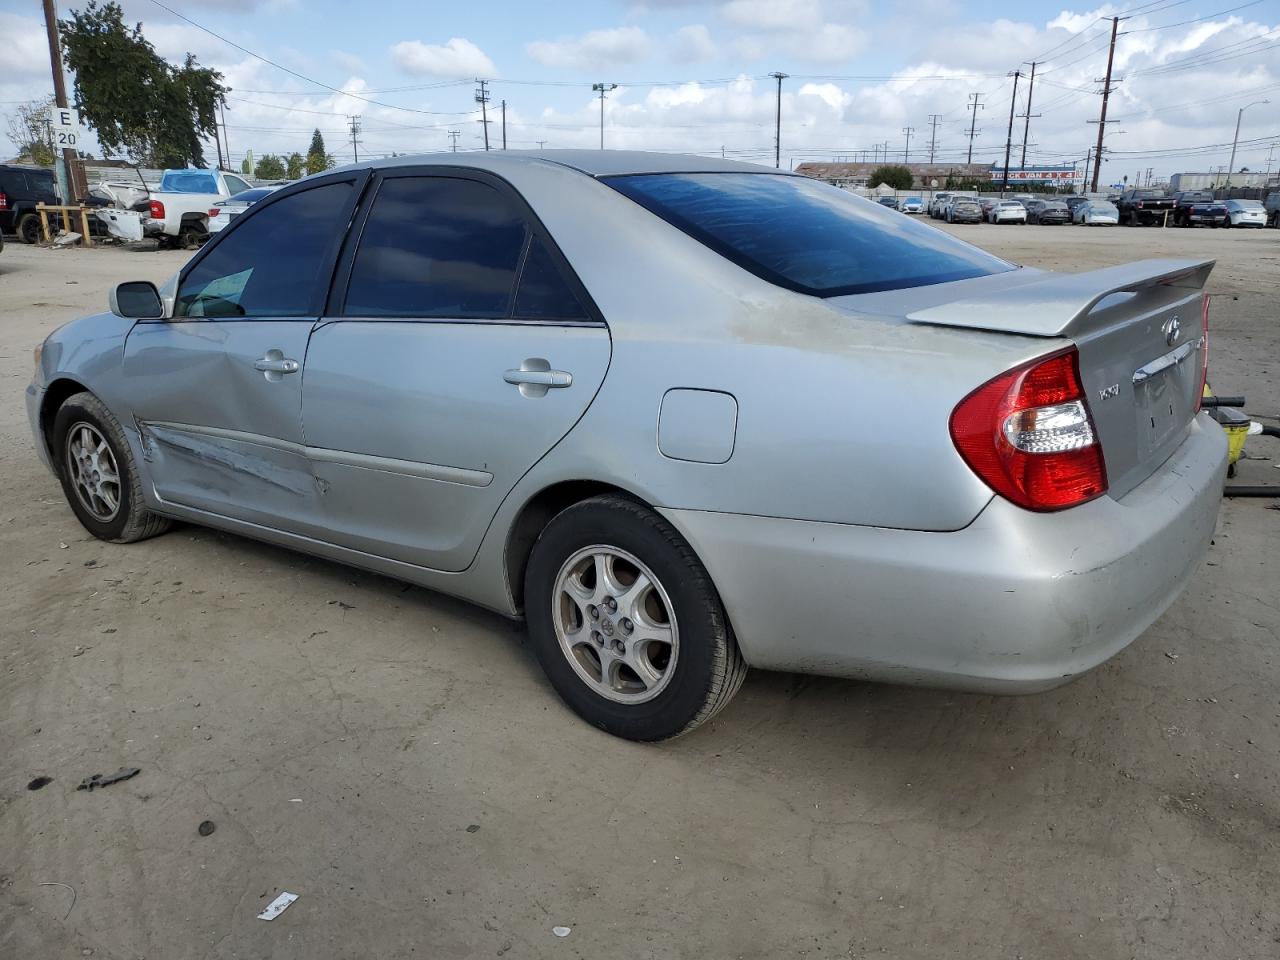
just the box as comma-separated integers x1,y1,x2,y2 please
160,170,219,194
1090,202,1119,214
605,173,1013,296
1229,200,1263,210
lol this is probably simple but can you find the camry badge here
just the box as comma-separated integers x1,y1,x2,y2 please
1162,315,1181,347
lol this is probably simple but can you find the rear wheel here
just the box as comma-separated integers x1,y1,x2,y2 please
524,495,746,741
52,392,171,543
17,212,41,244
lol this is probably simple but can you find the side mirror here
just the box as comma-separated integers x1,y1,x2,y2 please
109,281,167,320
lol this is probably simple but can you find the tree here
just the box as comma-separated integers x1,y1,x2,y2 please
285,152,305,179
255,153,286,180
5,96,57,166
305,129,333,175
59,1,225,168
867,164,914,191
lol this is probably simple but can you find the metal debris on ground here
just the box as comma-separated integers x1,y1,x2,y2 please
257,891,298,921
552,926,571,938
37,881,78,920
76,767,141,791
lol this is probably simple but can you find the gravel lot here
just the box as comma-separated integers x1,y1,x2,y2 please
2,223,1278,959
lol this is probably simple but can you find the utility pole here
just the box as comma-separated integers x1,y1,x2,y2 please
1019,60,1039,168
501,99,507,150
213,117,225,170
1091,16,1123,193
448,129,461,152
220,101,231,170
536,140,547,150
475,79,491,151
1081,148,1093,194
1001,71,1021,192
927,114,941,163
770,72,788,169
41,0,80,202
1227,100,1271,186
902,126,914,163
966,93,984,164
347,115,361,163
592,82,618,150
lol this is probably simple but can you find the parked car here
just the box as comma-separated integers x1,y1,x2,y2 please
1223,198,1266,228
946,198,983,223
1266,191,1280,227
928,192,954,218
1025,199,1070,224
876,196,900,210
206,186,279,233
899,196,924,214
1116,188,1175,226
27,151,1226,741
145,168,257,248
1064,196,1092,218
1074,200,1120,225
0,164,60,243
988,200,1027,224
1172,192,1227,228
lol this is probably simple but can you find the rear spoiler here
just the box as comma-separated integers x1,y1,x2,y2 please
906,258,1215,338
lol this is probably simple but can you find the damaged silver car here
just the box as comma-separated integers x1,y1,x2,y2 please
28,152,1226,740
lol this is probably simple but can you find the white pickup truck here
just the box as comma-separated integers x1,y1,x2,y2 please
144,169,257,248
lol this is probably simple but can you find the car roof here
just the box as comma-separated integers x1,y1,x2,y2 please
336,150,781,179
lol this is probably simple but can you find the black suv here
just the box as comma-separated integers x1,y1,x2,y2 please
0,165,60,243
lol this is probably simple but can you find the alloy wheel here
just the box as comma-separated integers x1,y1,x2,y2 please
65,422,121,521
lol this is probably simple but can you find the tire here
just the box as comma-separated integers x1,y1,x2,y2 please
17,212,41,244
52,392,172,543
524,495,747,741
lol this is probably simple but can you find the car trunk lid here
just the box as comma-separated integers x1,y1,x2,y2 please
903,258,1214,498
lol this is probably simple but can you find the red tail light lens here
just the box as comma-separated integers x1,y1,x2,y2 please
0,192,7,211
950,347,1108,512
149,199,165,220
208,208,220,217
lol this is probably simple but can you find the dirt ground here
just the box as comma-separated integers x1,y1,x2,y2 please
1,223,1278,960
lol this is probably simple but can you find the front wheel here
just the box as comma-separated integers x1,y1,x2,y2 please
53,392,172,543
524,495,746,741
17,212,42,243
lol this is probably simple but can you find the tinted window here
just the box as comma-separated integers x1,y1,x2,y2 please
513,238,588,320
346,177,527,318
607,173,1012,296
175,182,351,318
230,188,276,204
224,175,252,195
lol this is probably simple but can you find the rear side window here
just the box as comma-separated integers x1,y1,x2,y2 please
605,173,1012,296
345,176,588,321
160,170,219,193
175,181,352,318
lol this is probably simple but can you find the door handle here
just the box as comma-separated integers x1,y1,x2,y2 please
254,357,300,374
504,359,572,398
503,369,572,388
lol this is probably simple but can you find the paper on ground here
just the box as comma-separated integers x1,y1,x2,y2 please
257,892,298,920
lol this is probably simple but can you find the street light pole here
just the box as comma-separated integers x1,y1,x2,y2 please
1226,100,1270,187
592,83,617,150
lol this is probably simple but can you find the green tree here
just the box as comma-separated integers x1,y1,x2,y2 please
255,153,286,180
867,164,914,191
59,1,225,168
5,96,58,165
305,129,333,175
285,152,305,179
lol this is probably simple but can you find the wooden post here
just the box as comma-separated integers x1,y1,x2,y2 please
38,203,51,243
78,205,93,247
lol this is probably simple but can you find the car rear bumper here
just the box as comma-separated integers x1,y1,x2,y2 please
661,414,1226,693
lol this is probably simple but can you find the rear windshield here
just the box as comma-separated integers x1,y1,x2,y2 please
160,170,219,193
605,173,1013,296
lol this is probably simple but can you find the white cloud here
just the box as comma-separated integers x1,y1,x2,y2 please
671,24,717,63
527,27,651,69
391,38,497,78
721,0,823,32
0,13,48,79
804,23,866,62
331,49,366,75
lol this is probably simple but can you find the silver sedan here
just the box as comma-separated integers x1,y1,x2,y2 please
27,152,1226,740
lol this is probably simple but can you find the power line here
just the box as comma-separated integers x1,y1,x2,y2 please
1127,0,1266,32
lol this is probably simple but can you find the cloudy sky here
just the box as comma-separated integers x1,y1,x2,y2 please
2,0,1277,184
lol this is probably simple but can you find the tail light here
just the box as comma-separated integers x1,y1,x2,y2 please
149,199,165,220
950,347,1108,512
0,191,7,211
208,208,220,217
1197,294,1210,411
